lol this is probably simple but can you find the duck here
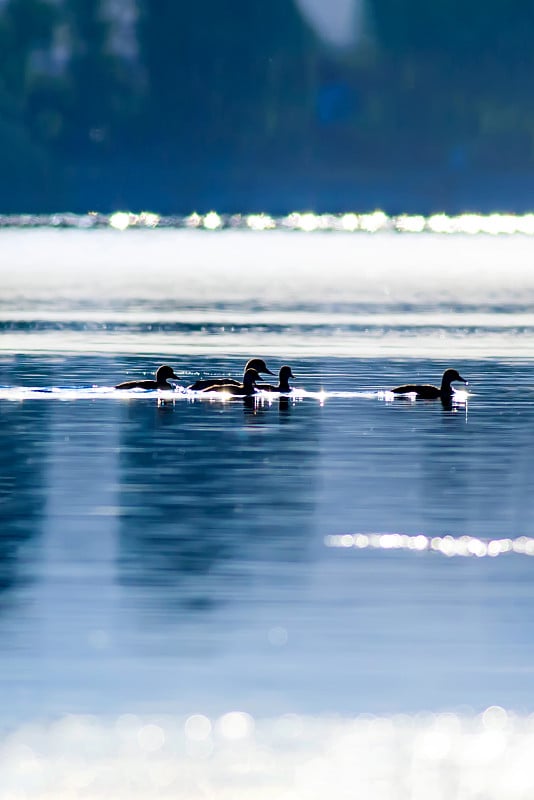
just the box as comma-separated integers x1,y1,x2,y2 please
115,364,178,390
391,368,468,400
187,358,273,391
258,365,295,393
200,368,263,396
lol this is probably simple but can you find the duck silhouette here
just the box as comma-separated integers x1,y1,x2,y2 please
200,368,263,396
259,365,295,393
115,365,178,390
188,358,273,391
391,368,467,400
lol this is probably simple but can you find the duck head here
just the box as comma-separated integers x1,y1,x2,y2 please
442,368,468,388
156,365,179,382
245,358,274,376
243,368,263,389
279,365,295,381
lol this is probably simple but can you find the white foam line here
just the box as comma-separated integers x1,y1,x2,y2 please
0,387,182,402
0,387,388,402
325,532,534,558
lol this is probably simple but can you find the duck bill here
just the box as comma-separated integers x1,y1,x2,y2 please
458,375,468,384
264,368,275,376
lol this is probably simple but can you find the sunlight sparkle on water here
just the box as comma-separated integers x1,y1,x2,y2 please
357,210,389,232
325,533,534,558
427,213,455,233
3,711,534,798
109,211,160,230
217,712,254,741
246,213,276,231
395,214,426,233
298,213,319,232
9,209,534,234
203,211,222,230
139,211,160,228
340,212,359,231
185,212,202,228
109,211,132,230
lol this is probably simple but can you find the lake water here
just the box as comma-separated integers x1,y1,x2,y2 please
2,228,534,798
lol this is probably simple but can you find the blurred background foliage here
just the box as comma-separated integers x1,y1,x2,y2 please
1,0,534,212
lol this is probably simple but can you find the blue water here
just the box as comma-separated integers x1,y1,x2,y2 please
2,229,534,797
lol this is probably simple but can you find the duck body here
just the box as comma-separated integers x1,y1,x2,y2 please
188,358,273,391
115,364,178,391
259,365,295,393
391,368,467,399
200,368,262,396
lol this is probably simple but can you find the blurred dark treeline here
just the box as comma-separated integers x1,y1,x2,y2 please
2,0,534,214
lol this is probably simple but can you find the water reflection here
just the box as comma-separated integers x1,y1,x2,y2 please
0,400,48,593
0,356,55,599
116,395,320,613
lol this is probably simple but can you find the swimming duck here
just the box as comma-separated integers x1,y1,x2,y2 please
188,358,273,391
200,368,263,396
115,364,178,390
259,365,295,393
391,368,467,400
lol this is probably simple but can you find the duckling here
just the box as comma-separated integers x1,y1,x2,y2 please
259,365,295,393
200,368,263,396
391,368,467,400
188,358,273,391
115,364,178,390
